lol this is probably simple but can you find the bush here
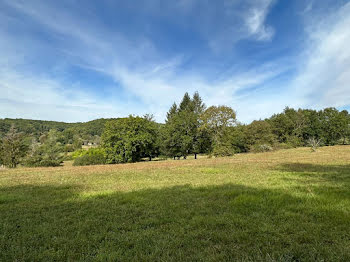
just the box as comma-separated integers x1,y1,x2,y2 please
72,148,106,166
212,144,234,157
71,149,86,159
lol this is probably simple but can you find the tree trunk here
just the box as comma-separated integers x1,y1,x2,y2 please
194,153,197,159
173,156,176,160
149,156,152,161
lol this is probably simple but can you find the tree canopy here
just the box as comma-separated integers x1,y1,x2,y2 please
1,92,350,168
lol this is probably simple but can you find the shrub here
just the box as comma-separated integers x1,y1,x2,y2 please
72,148,106,166
308,137,322,152
212,144,234,157
72,149,86,159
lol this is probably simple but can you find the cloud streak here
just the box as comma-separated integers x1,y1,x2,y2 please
0,0,349,124
291,1,350,110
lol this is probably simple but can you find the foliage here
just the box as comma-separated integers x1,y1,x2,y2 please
163,92,208,158
2,92,350,167
228,125,249,153
23,129,63,167
102,116,158,163
246,120,277,148
200,105,236,144
0,118,112,146
0,125,28,168
212,143,235,157
72,148,107,166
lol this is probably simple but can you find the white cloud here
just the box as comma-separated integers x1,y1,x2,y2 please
11,0,350,125
244,0,275,41
291,2,350,110
0,0,282,123
0,67,127,122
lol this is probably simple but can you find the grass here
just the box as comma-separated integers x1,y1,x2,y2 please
1,146,350,261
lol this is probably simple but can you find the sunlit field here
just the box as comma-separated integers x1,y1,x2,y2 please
1,146,350,261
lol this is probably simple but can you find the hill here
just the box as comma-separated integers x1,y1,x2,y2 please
0,118,117,138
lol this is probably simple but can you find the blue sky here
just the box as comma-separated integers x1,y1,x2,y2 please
0,0,349,123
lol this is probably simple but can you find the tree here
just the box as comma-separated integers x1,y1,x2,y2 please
167,103,178,120
299,109,323,143
1,125,28,168
163,92,207,159
246,120,277,146
320,108,344,145
229,125,249,153
24,129,63,167
191,91,208,159
269,107,305,146
102,116,158,163
338,110,350,144
200,105,236,145
0,139,3,166
179,92,192,112
163,110,194,159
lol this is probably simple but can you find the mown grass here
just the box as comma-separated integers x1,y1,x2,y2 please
1,146,350,261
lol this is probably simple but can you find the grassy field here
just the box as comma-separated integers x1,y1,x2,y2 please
1,146,350,261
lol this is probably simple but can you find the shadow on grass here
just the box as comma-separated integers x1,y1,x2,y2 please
276,163,350,186
1,183,350,261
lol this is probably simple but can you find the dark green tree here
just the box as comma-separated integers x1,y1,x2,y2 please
1,125,28,168
320,108,343,145
24,129,63,167
102,116,158,163
163,92,208,159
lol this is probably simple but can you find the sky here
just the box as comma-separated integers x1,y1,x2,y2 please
0,0,350,123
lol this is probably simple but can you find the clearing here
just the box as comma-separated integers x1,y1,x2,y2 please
1,146,350,261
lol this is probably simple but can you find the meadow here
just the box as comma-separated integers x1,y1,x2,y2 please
1,146,350,261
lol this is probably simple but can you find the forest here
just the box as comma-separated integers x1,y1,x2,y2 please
1,92,349,168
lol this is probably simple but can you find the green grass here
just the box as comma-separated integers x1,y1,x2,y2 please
1,146,350,261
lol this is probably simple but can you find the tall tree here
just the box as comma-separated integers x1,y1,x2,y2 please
1,125,28,168
179,92,192,112
163,92,208,159
200,105,237,144
320,108,343,145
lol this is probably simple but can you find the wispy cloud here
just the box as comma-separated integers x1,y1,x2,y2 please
0,0,281,123
244,0,275,41
1,0,349,125
291,1,350,110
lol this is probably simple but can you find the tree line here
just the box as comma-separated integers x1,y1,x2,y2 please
1,92,349,168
